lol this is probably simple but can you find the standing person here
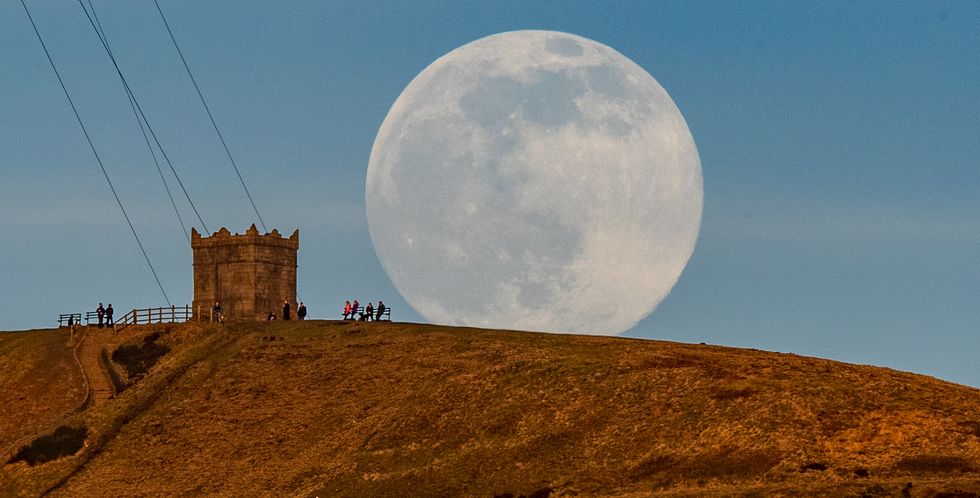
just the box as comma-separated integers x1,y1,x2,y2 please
376,300,386,321
343,300,352,320
97,303,105,328
213,301,222,323
297,302,307,320
105,304,114,327
364,302,374,322
282,299,291,321
352,300,359,320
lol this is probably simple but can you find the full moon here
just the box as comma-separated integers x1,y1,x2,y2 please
366,30,702,335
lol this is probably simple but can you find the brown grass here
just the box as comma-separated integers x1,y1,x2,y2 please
0,329,84,455
0,321,978,497
895,455,976,474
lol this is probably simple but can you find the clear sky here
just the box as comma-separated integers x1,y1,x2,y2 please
1,2,977,387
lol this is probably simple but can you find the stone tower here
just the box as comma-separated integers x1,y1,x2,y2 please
191,225,298,321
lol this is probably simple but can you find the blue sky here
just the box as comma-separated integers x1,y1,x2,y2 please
1,2,977,387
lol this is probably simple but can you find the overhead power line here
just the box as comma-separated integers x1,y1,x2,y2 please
77,0,209,236
153,0,268,233
82,0,188,241
20,0,171,307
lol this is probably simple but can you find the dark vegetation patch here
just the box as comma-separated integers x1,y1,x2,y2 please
800,462,827,472
8,425,87,466
854,467,869,477
703,365,745,380
630,454,674,480
817,409,856,435
711,387,755,401
345,341,394,349
112,331,170,379
934,492,980,498
632,449,781,485
638,355,697,370
494,487,552,498
101,348,127,393
689,449,782,479
895,454,975,474
958,420,980,438
855,484,890,498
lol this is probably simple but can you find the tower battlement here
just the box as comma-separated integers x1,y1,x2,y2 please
191,224,298,321
190,225,298,250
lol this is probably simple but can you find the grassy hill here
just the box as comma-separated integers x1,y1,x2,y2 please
0,329,84,458
1,321,978,497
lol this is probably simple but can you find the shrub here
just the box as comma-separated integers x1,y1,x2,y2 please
112,331,170,379
8,425,87,466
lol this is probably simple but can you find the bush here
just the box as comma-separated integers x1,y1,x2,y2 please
8,425,87,466
112,331,170,379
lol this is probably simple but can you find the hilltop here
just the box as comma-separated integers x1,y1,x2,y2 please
1,321,978,497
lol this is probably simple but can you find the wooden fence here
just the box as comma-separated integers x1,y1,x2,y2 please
115,305,193,332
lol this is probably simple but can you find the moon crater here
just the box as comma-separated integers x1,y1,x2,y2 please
366,30,702,335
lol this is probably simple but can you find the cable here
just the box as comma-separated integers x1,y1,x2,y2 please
153,0,268,233
21,0,172,307
83,0,188,241
77,0,209,235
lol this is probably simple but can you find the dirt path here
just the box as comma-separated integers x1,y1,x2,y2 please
76,327,115,407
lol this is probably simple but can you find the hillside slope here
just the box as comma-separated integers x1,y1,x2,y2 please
1,321,978,497
0,329,84,459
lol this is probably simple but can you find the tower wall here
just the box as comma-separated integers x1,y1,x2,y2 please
191,225,298,321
